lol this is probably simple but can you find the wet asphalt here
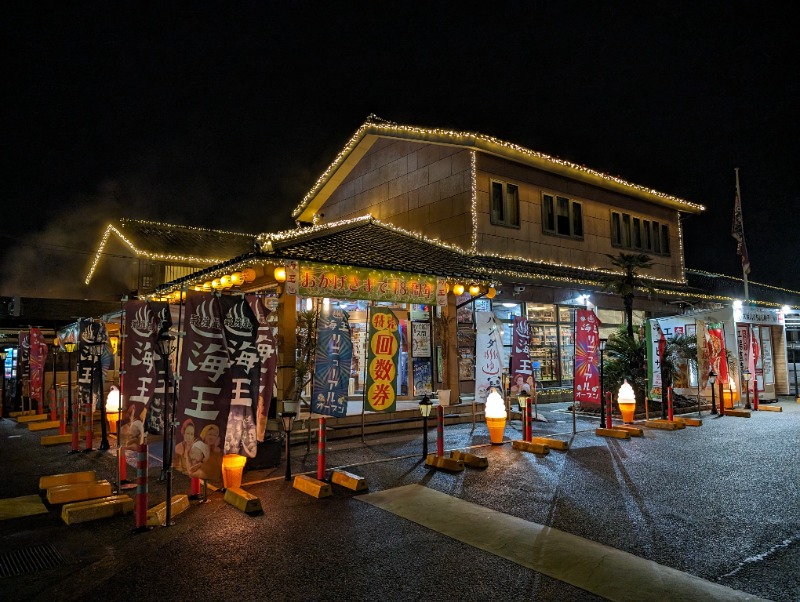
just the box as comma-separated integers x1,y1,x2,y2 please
1,399,798,601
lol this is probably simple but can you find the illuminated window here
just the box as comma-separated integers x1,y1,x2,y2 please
490,180,520,227
542,194,583,239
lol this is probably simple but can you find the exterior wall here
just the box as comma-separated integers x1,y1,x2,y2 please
320,139,473,250
475,154,684,281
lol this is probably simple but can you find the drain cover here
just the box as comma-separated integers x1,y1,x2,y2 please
0,544,66,578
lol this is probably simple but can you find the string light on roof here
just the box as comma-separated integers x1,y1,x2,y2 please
470,151,478,253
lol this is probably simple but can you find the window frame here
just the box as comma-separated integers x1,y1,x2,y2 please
489,179,520,228
610,210,671,256
542,193,584,240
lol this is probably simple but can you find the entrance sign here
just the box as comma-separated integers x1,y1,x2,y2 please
296,262,436,305
312,308,353,417
364,307,400,413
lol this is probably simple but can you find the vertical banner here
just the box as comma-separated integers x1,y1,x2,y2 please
18,330,30,402
219,296,259,458
436,279,448,307
574,309,601,407
247,295,278,442
175,293,228,482
705,322,729,388
29,327,48,408
364,307,400,413
285,260,299,296
647,321,665,402
509,316,533,397
312,307,353,417
78,320,105,412
120,301,159,450
474,311,505,401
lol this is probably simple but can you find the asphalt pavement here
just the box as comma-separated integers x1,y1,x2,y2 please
1,399,798,601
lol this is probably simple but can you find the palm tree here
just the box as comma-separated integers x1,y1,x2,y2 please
603,253,655,337
603,326,648,407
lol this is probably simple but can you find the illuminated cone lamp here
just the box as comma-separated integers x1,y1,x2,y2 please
617,380,636,424
222,454,246,490
106,385,121,435
485,387,507,444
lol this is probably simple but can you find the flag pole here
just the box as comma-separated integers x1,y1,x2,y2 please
735,168,749,300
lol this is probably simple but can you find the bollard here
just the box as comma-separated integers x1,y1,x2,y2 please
317,416,327,481
134,443,149,532
437,405,444,456
189,478,202,500
49,389,57,421
70,401,81,453
667,387,674,421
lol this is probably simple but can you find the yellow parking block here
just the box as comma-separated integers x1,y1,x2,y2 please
39,470,97,490
725,409,751,418
331,469,369,491
530,437,569,451
449,450,489,468
645,420,682,430
47,480,112,505
9,410,36,417
224,487,263,514
613,425,644,437
673,417,703,427
41,434,74,446
28,420,61,431
293,475,333,498
512,440,550,454
595,428,631,439
757,405,782,412
16,413,49,423
425,453,465,472
147,494,190,526
61,495,134,525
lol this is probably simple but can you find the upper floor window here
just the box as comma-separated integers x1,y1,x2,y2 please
611,210,670,255
542,194,583,239
490,180,520,227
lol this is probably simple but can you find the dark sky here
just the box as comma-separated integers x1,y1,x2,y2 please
2,2,798,299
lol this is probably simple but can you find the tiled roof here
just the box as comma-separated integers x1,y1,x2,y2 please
686,270,800,307
117,219,256,259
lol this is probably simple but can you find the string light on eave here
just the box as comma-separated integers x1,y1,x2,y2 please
470,150,478,253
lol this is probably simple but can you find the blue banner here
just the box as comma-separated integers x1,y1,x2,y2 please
312,308,352,417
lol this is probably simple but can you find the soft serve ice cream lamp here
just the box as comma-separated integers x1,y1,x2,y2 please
485,387,507,444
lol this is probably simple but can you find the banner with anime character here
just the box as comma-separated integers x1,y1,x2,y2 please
174,292,228,482
312,307,352,417
475,311,505,402
145,302,173,436
574,309,601,407
247,295,278,442
29,327,49,410
705,322,729,386
120,300,159,450
509,316,534,398
364,307,399,413
219,295,258,458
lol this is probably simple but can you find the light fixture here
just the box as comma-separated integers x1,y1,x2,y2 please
211,278,221,289
305,298,313,311
617,380,636,424
708,368,717,414
106,385,121,413
241,268,256,282
486,287,496,299
469,284,481,296
517,390,529,410
419,394,433,458
274,266,287,282
219,275,232,289
280,411,297,481
782,305,791,315
452,283,465,296
230,271,243,286
485,387,507,444
742,369,751,383
742,368,752,410
156,333,176,357
203,281,212,291
64,342,76,353
323,298,330,309
733,299,743,309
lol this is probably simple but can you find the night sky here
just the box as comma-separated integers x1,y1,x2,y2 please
3,3,798,299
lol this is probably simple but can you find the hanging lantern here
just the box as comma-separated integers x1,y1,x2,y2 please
220,275,233,289
469,284,481,296
230,271,243,286
452,283,465,296
486,287,497,299
211,278,221,289
241,268,256,282
203,281,212,291
274,266,287,282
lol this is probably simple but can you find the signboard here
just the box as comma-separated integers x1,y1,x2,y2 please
574,309,600,406
312,308,352,417
509,316,533,397
364,307,400,412
474,311,505,401
296,262,436,304
411,322,431,357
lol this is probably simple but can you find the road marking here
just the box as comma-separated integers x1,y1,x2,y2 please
359,484,766,602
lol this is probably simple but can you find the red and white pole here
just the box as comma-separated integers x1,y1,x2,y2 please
436,405,444,456
134,443,149,532
317,416,327,481
189,478,202,500
667,387,674,421
753,380,759,410
524,401,532,442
